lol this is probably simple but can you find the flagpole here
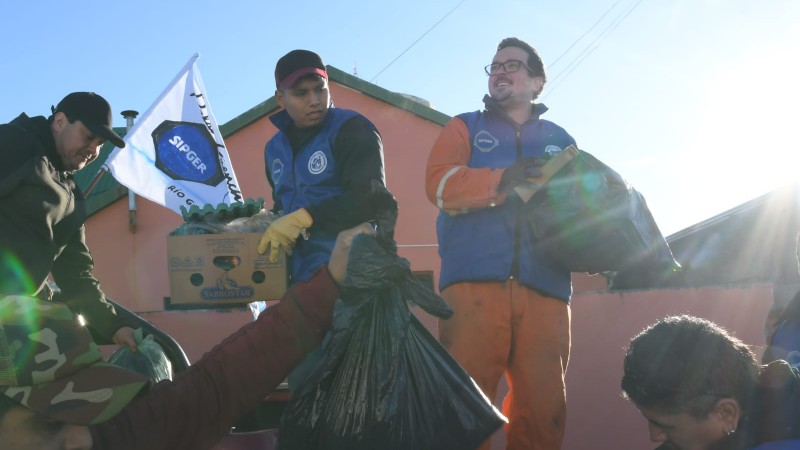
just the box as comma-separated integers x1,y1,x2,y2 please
121,110,139,233
82,166,107,197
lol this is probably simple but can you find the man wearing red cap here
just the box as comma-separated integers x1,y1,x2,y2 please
0,92,137,350
258,49,387,285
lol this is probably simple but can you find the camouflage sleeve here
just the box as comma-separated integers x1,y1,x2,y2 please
90,267,340,450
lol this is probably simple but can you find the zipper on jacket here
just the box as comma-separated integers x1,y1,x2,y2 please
510,129,522,279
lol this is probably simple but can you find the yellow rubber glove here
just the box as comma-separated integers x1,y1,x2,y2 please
257,208,313,263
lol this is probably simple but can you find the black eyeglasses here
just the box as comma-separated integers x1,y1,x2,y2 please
484,60,533,76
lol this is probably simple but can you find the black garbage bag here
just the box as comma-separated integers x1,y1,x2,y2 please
108,328,173,387
527,149,680,275
278,184,506,450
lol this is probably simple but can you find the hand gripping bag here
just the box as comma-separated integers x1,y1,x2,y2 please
108,328,173,387
526,148,680,275
278,184,506,450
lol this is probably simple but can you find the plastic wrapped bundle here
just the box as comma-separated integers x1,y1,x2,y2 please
108,328,173,387
171,198,273,235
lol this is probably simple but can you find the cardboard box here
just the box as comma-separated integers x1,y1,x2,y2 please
167,232,287,305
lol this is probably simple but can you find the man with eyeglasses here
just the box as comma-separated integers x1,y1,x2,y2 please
426,37,577,450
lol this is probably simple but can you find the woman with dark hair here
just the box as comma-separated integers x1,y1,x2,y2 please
622,315,800,450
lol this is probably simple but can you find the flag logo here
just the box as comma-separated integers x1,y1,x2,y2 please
153,121,224,186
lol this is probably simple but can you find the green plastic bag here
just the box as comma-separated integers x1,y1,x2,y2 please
108,328,173,386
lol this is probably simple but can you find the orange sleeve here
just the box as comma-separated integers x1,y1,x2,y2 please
425,117,507,214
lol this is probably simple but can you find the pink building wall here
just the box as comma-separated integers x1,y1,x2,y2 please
564,283,772,450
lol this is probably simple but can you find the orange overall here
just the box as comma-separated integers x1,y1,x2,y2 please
439,281,570,450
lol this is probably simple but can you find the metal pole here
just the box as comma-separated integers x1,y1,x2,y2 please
121,110,139,233
82,167,107,197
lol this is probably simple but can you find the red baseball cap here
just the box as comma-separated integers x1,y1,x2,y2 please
274,50,328,89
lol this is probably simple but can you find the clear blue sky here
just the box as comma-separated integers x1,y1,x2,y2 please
2,0,799,235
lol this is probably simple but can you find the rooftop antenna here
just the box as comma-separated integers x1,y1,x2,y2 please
353,61,359,78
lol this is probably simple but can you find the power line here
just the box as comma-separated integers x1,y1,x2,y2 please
543,0,646,100
549,0,623,69
370,0,468,83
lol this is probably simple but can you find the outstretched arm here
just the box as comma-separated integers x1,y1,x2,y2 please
92,224,375,450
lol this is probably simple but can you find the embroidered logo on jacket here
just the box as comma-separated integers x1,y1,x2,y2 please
474,130,499,153
308,150,327,175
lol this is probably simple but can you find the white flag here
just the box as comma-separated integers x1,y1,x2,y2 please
104,53,243,215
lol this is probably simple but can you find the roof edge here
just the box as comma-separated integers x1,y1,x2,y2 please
325,65,451,127
666,182,800,242
85,184,128,215
219,97,280,137
219,64,451,138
